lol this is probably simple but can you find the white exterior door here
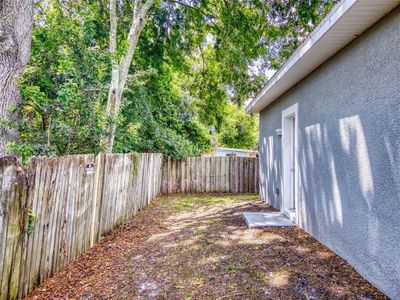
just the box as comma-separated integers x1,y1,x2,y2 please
282,104,299,222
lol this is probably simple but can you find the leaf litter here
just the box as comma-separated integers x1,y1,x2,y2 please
26,194,387,300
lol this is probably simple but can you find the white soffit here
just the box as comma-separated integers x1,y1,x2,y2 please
246,0,400,113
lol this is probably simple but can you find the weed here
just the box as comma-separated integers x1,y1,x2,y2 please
27,209,36,235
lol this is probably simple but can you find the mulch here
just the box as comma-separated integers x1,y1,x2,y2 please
26,194,387,300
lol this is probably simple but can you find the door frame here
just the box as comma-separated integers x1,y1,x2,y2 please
281,103,299,223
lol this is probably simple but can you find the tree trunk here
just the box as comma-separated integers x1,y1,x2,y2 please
105,83,121,153
104,0,154,153
105,0,120,153
0,0,34,155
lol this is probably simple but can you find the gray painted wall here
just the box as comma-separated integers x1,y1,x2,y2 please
259,7,400,298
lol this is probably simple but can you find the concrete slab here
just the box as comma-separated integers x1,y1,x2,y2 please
242,212,295,228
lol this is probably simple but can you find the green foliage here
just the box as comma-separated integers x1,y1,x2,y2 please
14,0,338,158
27,209,36,235
17,1,109,156
8,142,35,165
218,104,258,150
113,32,213,158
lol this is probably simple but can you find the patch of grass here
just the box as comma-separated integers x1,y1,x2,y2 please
200,237,213,246
249,268,261,280
223,194,259,201
174,194,259,211
174,197,196,210
225,262,249,273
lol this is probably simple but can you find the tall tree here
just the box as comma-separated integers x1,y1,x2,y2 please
0,0,34,155
104,0,337,153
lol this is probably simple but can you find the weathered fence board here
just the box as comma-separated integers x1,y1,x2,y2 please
0,157,28,299
161,156,259,194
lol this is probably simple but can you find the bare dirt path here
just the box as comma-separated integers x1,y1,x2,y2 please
26,195,386,300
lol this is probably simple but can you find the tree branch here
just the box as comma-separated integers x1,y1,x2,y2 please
133,0,141,18
170,0,220,29
170,0,217,19
109,0,117,56
118,0,155,92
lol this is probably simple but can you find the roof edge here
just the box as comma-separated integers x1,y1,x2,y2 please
216,147,258,153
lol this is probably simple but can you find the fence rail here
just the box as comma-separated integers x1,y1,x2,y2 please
161,157,259,194
0,154,258,299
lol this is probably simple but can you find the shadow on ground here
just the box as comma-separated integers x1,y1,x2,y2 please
26,194,387,300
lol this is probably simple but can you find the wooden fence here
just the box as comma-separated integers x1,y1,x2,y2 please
0,154,259,299
0,153,162,300
161,157,259,194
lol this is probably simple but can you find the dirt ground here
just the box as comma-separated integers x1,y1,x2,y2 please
26,195,387,300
